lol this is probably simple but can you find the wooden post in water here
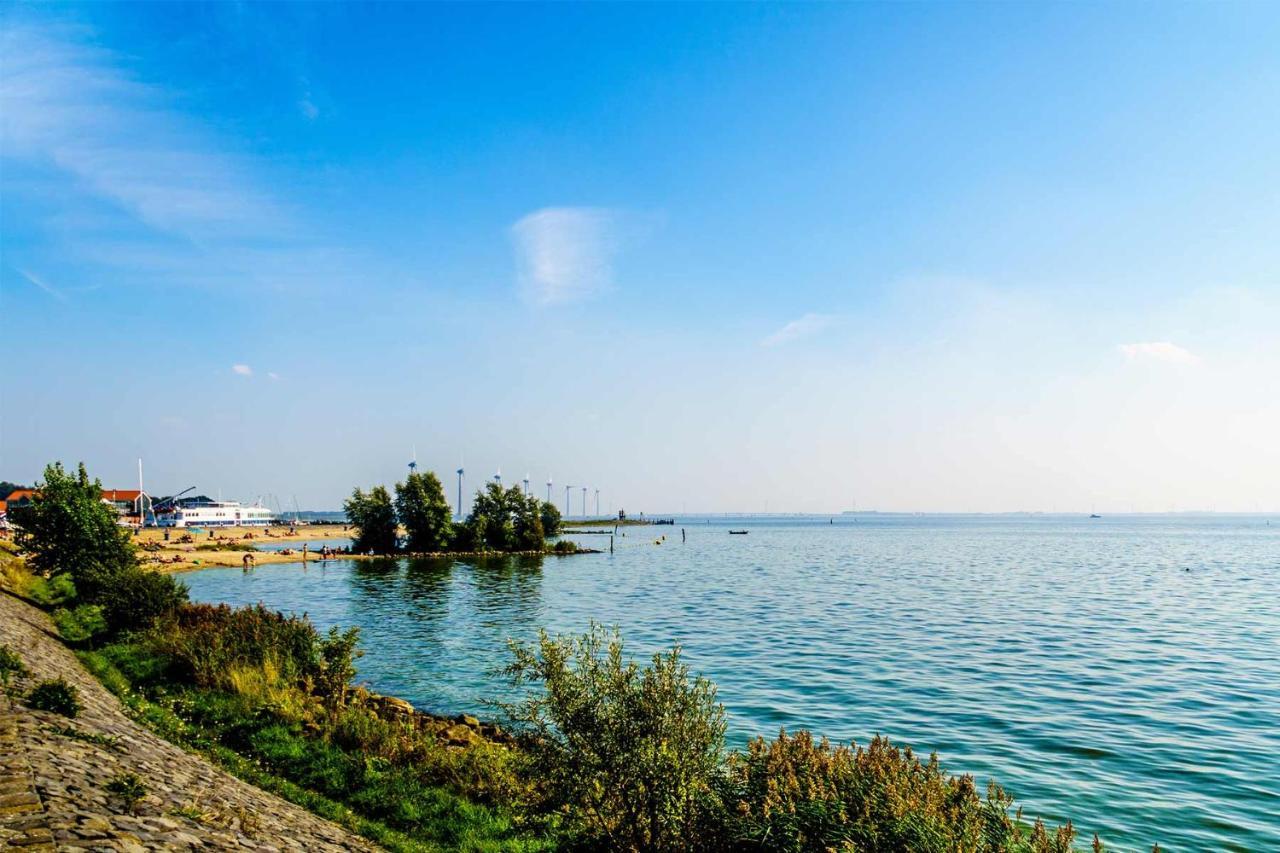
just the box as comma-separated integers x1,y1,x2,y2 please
610,535,614,553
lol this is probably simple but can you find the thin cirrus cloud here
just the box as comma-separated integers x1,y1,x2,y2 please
16,268,67,302
762,313,836,348
232,364,253,376
1117,341,1201,365
510,207,621,305
0,20,351,291
1,22,279,238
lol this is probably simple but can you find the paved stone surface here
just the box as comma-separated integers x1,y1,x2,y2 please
0,593,375,851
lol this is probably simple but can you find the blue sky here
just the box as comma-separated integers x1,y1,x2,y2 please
2,2,1278,513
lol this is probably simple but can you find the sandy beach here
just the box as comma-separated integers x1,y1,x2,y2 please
133,523,362,573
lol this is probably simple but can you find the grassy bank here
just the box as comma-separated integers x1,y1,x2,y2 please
74,620,544,853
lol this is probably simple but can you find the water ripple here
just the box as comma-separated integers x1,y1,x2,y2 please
183,515,1280,852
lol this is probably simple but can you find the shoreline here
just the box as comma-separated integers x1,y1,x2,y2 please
129,524,599,574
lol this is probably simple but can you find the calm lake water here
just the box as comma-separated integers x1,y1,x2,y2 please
182,514,1279,851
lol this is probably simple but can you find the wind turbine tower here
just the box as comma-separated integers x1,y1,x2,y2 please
523,474,530,496
455,465,465,519
595,489,600,517
494,468,502,486
546,477,553,503
582,486,588,518
565,484,572,515
408,446,417,473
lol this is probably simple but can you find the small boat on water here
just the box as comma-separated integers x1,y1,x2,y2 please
1090,514,1102,519
729,530,749,535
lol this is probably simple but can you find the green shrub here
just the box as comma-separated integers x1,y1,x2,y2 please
96,569,187,634
27,573,77,606
27,678,82,717
498,624,726,850
151,604,359,712
550,538,578,555
155,603,323,688
52,604,108,644
105,771,148,813
0,643,29,686
722,729,1078,853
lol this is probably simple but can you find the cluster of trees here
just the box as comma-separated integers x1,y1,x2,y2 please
343,471,563,556
9,462,188,641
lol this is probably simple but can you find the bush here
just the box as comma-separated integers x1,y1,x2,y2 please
0,643,29,686
27,678,82,717
52,604,108,645
722,729,1078,853
105,771,148,813
96,569,188,634
498,624,726,851
152,604,360,712
27,574,77,607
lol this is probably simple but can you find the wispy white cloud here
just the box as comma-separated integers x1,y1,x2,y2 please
16,268,67,302
267,371,281,381
762,313,836,347
1,23,281,238
232,364,253,376
1117,341,1200,365
298,95,320,121
511,207,620,305
0,20,352,292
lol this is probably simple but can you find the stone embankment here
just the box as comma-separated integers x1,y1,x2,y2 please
358,691,511,748
0,593,374,852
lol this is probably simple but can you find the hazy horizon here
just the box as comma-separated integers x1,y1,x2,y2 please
3,4,1278,514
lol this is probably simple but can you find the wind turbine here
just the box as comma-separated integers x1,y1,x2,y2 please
595,488,600,517
523,474,530,496
546,477,553,503
456,462,465,519
582,486,588,518
565,484,572,515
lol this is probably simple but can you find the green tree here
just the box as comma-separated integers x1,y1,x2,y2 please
512,492,545,551
11,462,137,598
394,471,453,553
498,624,726,851
463,482,517,551
344,486,398,554
539,500,562,537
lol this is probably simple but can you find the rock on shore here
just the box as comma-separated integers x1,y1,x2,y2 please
0,592,375,852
